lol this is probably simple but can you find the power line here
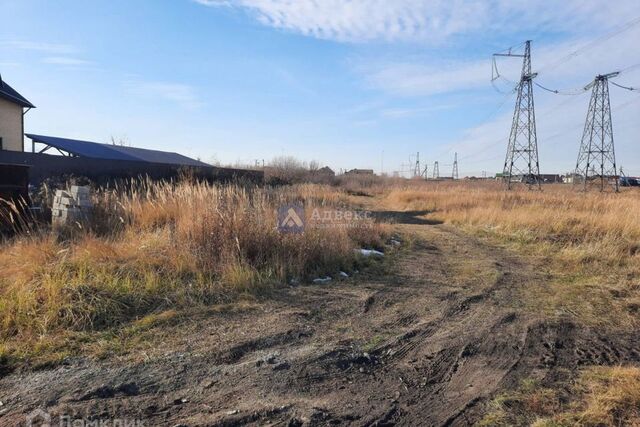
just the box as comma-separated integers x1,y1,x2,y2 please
453,92,639,171
537,15,640,75
432,161,440,179
534,81,589,96
452,152,459,179
574,73,619,192
611,81,637,91
500,40,542,190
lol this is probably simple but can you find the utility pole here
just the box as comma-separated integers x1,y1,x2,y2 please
432,161,439,180
496,40,541,190
422,164,428,179
574,72,619,192
452,152,459,180
413,152,420,177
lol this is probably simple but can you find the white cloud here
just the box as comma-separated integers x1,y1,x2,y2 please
43,57,92,66
126,81,204,109
196,0,640,43
363,60,490,97
0,40,77,54
359,22,640,97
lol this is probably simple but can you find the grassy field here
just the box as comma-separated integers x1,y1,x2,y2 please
1,178,638,424
377,180,640,329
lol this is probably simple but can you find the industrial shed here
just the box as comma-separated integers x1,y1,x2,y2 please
0,134,263,186
25,134,210,167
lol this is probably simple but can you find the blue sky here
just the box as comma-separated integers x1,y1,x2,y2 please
1,0,640,176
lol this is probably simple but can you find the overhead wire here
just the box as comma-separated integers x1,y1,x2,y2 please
536,15,640,75
534,81,589,96
611,81,637,91
458,23,640,171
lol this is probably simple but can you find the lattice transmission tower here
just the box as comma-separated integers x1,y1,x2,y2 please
432,161,439,180
495,40,541,190
574,72,619,192
452,152,459,180
413,152,421,177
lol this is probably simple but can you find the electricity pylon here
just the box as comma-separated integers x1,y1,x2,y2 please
574,72,619,192
432,161,439,180
452,152,459,179
496,40,541,190
413,152,421,177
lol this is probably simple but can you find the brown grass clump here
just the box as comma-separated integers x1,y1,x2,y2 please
0,180,389,365
482,367,640,426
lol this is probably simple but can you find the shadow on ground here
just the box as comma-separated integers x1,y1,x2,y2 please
371,210,443,225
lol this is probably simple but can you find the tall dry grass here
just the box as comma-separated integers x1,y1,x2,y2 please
0,180,389,354
384,182,640,266
380,180,640,327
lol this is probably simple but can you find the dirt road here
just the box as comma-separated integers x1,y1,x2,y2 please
1,211,639,426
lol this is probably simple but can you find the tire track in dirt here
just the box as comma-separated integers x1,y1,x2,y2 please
1,215,639,426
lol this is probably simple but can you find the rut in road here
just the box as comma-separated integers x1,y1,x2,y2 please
1,216,639,427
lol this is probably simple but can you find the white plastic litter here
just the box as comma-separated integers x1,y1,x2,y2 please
356,249,384,257
339,271,349,278
313,276,332,284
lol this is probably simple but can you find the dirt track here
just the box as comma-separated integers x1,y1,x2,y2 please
1,211,639,426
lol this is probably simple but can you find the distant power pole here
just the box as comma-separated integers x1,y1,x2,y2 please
452,152,459,180
574,72,619,192
496,40,541,190
413,152,421,177
432,161,439,180
422,164,428,179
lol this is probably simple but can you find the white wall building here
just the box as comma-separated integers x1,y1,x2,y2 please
0,75,35,152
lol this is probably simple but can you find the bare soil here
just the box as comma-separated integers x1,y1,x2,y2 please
1,211,639,426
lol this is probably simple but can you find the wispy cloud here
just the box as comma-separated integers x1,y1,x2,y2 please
0,40,78,54
356,22,640,98
195,0,640,43
363,60,490,97
126,81,204,109
380,104,454,118
43,57,92,66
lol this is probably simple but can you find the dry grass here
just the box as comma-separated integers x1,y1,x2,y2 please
480,367,640,426
0,180,389,366
377,180,640,328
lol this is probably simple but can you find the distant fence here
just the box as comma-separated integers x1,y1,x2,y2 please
0,151,263,186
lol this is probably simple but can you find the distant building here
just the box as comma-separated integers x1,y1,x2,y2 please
316,166,335,177
345,168,375,176
0,76,35,152
539,174,562,183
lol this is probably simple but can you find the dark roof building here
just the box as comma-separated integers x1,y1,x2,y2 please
345,168,375,175
316,166,335,176
26,134,209,167
0,78,35,109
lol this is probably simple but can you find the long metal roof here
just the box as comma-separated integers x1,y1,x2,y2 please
25,134,210,167
0,79,35,108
